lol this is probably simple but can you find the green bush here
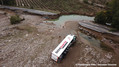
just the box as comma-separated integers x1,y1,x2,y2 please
10,15,22,24
95,0,119,30
94,11,107,25
94,10,112,25
111,10,119,29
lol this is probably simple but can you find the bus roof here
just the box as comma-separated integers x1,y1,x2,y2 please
52,34,74,57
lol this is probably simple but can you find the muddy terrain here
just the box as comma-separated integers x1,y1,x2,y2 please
0,9,119,67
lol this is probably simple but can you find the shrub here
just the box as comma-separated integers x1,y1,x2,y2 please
94,11,107,25
111,10,119,29
94,10,113,25
10,15,22,24
95,0,119,30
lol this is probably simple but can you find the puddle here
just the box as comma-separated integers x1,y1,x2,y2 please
79,32,101,48
79,32,113,51
46,15,94,26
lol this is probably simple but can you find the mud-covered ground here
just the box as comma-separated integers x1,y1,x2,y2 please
0,9,119,67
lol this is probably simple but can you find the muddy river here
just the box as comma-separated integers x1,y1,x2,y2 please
47,15,94,26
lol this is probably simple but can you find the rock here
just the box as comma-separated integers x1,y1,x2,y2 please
26,34,28,37
105,52,112,59
8,40,11,42
37,34,39,36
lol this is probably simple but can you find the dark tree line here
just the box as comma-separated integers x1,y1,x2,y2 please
94,0,119,30
0,0,16,5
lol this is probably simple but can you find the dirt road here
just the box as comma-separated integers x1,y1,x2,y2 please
0,9,119,67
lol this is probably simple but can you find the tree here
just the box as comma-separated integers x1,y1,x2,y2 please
112,10,119,29
94,11,107,25
94,0,119,30
108,0,119,13
109,0,119,29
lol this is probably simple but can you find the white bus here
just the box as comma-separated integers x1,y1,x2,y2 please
51,34,76,62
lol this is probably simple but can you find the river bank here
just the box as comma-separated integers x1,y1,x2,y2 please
0,5,97,20
78,21,119,64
